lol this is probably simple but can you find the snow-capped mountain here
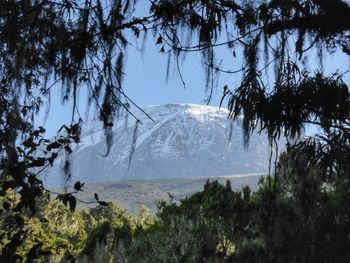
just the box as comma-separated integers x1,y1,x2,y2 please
42,104,285,187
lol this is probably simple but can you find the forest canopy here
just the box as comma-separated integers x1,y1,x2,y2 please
1,0,350,261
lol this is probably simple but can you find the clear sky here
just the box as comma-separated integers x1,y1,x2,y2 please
37,3,350,137
38,33,241,136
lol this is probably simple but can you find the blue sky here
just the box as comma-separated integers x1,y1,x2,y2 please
38,34,238,136
39,38,350,137
37,2,350,137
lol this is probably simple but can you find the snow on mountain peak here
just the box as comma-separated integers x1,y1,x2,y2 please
43,104,285,187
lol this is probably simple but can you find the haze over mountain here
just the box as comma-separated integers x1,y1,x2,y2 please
43,104,285,188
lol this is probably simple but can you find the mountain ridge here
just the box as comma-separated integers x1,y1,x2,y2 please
42,104,284,188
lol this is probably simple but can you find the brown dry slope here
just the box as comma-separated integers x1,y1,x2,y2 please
68,174,262,214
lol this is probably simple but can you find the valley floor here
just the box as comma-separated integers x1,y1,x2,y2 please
68,173,263,214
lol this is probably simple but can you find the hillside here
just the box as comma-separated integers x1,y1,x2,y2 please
43,104,284,188
71,174,262,214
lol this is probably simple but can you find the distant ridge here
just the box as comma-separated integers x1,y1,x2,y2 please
71,174,263,214
43,104,285,187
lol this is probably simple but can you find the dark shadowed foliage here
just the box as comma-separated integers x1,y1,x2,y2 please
1,0,350,261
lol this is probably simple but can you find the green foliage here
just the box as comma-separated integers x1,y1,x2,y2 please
129,181,244,262
1,146,350,262
1,1,350,262
127,148,350,262
2,0,350,217
77,203,137,262
0,190,153,263
0,0,150,220
0,190,89,262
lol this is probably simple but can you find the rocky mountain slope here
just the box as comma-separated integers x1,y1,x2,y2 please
43,104,284,187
